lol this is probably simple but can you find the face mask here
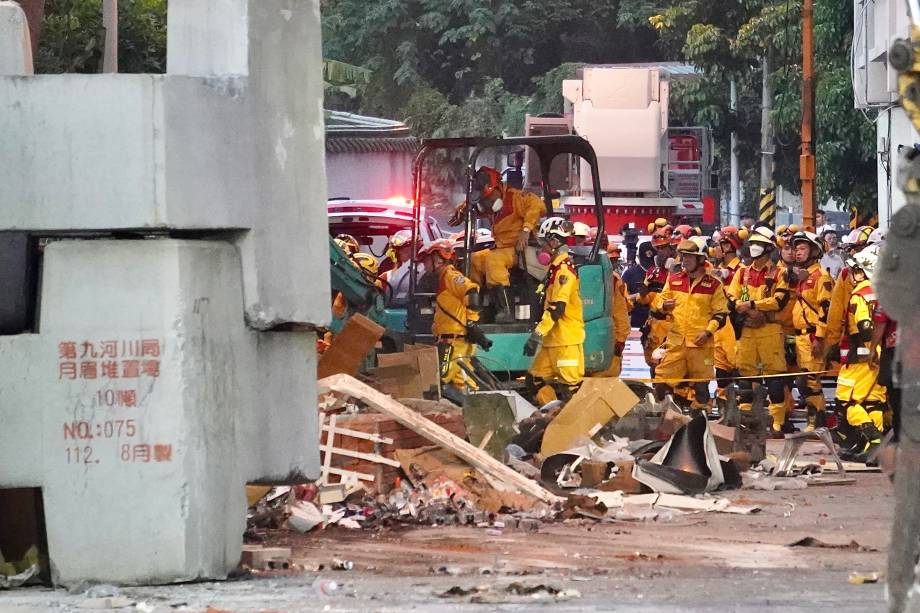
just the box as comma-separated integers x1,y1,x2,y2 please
665,257,677,272
537,251,552,266
749,244,766,258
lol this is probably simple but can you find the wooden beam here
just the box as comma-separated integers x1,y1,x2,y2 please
318,374,563,504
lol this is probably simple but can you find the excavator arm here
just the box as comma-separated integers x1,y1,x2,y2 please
328,236,387,331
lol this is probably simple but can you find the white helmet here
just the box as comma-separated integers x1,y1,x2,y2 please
572,221,591,238
538,217,574,240
850,244,880,280
867,227,887,245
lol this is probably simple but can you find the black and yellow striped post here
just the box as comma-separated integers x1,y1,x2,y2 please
758,186,776,228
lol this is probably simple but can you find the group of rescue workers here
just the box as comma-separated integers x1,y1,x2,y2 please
333,167,896,466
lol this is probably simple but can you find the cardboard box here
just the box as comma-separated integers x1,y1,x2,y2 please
372,345,440,399
317,314,385,379
540,378,639,456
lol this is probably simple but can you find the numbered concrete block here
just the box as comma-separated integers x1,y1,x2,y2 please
0,239,318,584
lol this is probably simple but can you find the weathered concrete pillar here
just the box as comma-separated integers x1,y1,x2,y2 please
0,0,327,585
0,1,33,75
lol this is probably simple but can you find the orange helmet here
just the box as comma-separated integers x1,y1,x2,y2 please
418,238,455,261
651,227,672,248
670,224,695,246
718,226,747,251
607,243,622,259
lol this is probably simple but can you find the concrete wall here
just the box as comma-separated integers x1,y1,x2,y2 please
0,0,324,585
0,1,32,75
877,106,919,228
326,151,415,200
0,0,330,329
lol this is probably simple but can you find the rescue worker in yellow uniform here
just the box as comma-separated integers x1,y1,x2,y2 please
713,226,746,407
650,237,729,414
523,218,585,404
836,245,887,464
727,227,792,437
419,239,492,394
790,231,835,431
824,225,873,362
598,242,632,377
452,166,545,323
637,225,674,374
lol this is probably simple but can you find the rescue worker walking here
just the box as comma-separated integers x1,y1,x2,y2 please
419,239,492,395
727,227,792,436
650,237,729,413
451,166,545,323
790,231,835,431
524,218,585,404
836,246,887,463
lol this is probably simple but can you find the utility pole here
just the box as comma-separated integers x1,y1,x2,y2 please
102,0,118,73
800,0,817,229
759,54,776,227
730,78,740,226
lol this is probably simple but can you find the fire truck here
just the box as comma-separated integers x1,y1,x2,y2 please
523,66,719,234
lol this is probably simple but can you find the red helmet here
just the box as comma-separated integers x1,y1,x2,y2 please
651,227,672,248
472,167,502,201
418,239,455,261
718,226,747,251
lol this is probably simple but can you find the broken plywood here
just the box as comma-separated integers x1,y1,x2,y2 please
318,374,563,505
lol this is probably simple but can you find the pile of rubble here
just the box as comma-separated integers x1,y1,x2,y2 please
241,316,858,561
246,383,855,550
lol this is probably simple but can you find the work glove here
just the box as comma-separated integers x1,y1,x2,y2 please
523,332,543,357
466,322,493,350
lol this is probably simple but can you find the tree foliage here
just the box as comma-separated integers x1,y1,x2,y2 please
34,0,166,74
321,0,663,132
653,1,876,215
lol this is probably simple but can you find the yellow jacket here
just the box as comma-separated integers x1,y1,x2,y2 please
432,265,479,337
652,270,728,348
535,250,585,347
612,272,630,344
492,187,545,248
792,263,834,338
825,267,855,347
727,260,791,334
847,279,876,340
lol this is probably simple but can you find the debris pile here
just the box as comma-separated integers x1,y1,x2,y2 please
246,369,803,542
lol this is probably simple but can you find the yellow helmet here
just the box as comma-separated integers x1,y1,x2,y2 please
350,252,379,275
334,234,360,255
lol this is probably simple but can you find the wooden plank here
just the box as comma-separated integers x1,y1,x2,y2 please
321,445,401,468
321,423,394,445
320,413,335,486
318,374,563,504
326,466,375,482
477,430,494,451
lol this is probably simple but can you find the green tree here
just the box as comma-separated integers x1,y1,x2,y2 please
35,0,166,74
653,1,877,215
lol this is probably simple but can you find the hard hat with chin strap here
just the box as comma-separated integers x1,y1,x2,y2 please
538,217,574,241
792,230,824,257
470,166,503,213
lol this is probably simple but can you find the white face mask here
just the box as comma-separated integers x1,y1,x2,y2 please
749,243,766,258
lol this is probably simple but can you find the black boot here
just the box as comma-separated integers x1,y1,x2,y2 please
851,423,883,466
494,287,515,324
